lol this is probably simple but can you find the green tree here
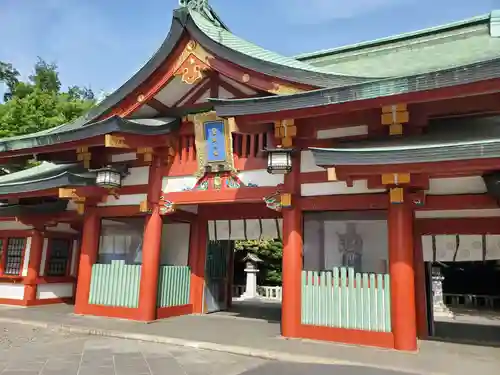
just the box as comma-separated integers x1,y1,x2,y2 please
235,239,283,285
0,58,96,138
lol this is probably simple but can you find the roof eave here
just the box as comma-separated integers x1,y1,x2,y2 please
210,58,500,118
310,140,500,166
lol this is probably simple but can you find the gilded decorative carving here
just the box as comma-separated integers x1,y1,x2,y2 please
58,188,80,200
104,134,131,148
187,111,236,177
270,83,304,95
173,40,212,85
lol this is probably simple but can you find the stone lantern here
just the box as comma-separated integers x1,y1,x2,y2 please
432,266,454,318
239,253,263,300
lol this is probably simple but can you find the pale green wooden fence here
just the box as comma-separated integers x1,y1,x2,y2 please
88,260,141,308
301,267,391,332
157,266,191,308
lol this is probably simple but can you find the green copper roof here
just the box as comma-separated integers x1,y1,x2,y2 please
294,12,500,78
0,116,179,153
189,10,373,79
186,6,378,86
310,116,500,166
0,162,94,195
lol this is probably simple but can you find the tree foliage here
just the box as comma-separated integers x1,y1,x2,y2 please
0,58,95,138
234,239,283,285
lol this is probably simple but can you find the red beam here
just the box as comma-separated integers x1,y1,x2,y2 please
208,57,313,93
236,78,500,123
199,203,280,220
416,218,500,235
104,36,190,119
163,186,278,205
422,194,497,210
147,98,170,113
300,194,389,211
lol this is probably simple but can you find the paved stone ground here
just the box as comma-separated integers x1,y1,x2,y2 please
0,323,409,375
1,305,500,374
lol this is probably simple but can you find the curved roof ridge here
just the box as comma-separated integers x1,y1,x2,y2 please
187,6,378,80
294,13,491,61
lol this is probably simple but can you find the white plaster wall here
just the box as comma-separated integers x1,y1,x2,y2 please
36,283,74,299
162,176,197,193
238,170,283,187
300,150,324,173
122,166,149,186
160,223,190,266
0,284,24,300
111,152,137,162
428,176,486,195
97,193,147,207
316,125,368,139
301,180,385,196
0,221,32,230
415,209,500,218
21,236,32,277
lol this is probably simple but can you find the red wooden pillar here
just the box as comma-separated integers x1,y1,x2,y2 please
281,152,303,338
23,229,44,305
189,214,207,314
388,197,418,351
137,156,163,321
74,208,100,314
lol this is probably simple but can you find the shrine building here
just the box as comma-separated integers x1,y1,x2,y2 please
1,0,500,352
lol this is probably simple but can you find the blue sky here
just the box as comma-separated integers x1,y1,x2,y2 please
0,0,497,95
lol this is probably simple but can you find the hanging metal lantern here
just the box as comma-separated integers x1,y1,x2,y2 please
264,147,294,175
94,165,124,189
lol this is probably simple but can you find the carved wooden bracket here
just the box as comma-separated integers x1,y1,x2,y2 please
137,147,153,164
274,119,296,148
76,146,91,168
381,104,409,136
381,173,411,186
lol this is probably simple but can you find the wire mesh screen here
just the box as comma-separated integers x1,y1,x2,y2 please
4,238,25,275
47,239,71,276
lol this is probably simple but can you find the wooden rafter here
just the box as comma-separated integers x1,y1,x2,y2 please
146,98,170,114
183,78,212,106
172,76,210,107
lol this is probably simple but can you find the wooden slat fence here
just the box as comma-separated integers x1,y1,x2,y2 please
157,266,191,308
301,267,391,332
88,260,141,308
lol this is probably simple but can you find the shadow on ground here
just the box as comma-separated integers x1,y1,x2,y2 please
213,300,282,323
431,321,500,347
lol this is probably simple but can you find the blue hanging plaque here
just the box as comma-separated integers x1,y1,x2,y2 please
204,120,227,163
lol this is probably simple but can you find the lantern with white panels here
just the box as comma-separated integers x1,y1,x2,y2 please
93,165,128,189
264,146,294,175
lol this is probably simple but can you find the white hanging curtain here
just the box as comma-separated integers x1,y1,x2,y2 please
207,219,283,241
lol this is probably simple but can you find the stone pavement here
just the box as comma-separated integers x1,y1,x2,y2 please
0,322,411,375
0,304,499,374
